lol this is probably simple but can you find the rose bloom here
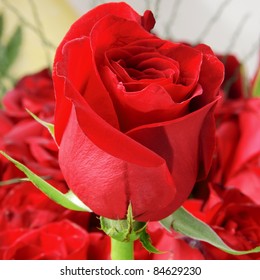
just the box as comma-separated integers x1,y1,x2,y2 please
2,69,55,120
185,186,260,260
213,98,260,203
0,219,109,260
0,69,64,186
217,54,244,99
209,54,260,204
53,2,224,221
182,55,260,259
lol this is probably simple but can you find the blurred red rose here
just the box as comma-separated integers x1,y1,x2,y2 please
2,69,55,120
0,180,111,260
211,85,260,203
217,54,244,99
53,2,224,221
0,220,89,260
184,56,260,259
187,187,260,260
0,69,64,187
0,182,66,231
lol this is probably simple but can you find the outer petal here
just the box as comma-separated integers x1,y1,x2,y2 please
192,45,224,179
127,100,218,220
191,44,224,109
59,108,176,221
226,167,260,204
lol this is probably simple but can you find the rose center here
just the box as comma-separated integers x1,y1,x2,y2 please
106,47,180,92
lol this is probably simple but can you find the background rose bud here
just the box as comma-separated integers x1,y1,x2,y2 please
2,69,55,120
184,187,260,260
53,2,224,221
0,69,64,187
217,54,244,99
213,98,260,203
184,56,260,259
203,188,260,260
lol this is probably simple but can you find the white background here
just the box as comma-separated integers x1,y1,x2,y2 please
0,260,259,280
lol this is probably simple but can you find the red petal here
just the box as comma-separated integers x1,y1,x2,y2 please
59,108,176,221
127,100,218,219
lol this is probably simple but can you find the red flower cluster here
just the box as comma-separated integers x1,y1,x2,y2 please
0,2,259,260
184,54,260,259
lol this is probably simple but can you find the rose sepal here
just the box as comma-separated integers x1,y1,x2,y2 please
160,206,260,255
101,204,160,254
0,151,92,212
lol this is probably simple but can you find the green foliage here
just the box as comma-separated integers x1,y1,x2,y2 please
100,205,146,242
101,205,160,253
0,20,22,76
252,67,260,97
0,14,4,39
160,206,260,255
139,228,162,254
26,109,55,139
0,13,23,98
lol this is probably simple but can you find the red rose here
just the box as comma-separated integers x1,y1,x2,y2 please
2,69,55,120
0,180,110,260
0,182,66,231
205,188,260,260
0,220,89,260
212,97,260,204
217,54,244,99
0,70,64,186
53,2,224,221
184,187,260,260
0,111,13,135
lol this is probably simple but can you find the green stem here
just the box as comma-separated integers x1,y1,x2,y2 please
111,238,134,260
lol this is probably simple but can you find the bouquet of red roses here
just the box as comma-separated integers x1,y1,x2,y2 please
0,1,260,260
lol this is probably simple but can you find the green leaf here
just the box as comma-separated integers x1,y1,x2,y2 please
0,43,7,76
139,228,162,254
160,206,260,255
0,14,4,40
252,67,260,97
0,151,91,212
26,109,55,139
0,25,22,76
5,25,22,71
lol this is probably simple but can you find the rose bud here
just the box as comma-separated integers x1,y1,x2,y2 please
53,3,224,221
